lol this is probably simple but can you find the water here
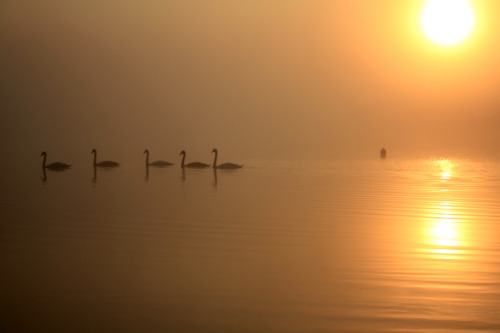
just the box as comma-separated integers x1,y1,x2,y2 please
1,158,500,332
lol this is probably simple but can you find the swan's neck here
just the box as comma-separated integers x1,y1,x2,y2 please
42,154,46,169
92,151,97,166
212,151,218,168
145,151,149,166
181,153,185,168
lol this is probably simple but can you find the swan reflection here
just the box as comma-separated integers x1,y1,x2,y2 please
92,165,97,184
41,167,71,183
213,168,218,188
181,168,186,183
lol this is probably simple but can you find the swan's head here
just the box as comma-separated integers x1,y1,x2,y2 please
144,149,149,154
91,149,97,154
179,150,186,156
211,148,218,154
41,151,47,157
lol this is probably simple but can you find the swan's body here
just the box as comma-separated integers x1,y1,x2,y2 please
144,149,173,167
211,148,243,169
179,150,209,169
40,152,71,170
91,149,119,167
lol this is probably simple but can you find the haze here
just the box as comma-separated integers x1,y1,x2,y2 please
2,0,500,167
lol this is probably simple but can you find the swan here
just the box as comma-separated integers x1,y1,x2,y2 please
144,149,173,167
211,148,243,169
91,149,119,167
179,150,209,168
41,152,71,170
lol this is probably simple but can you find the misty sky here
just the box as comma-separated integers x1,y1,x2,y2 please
1,0,500,166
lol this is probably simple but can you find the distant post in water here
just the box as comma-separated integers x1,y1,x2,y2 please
380,147,387,159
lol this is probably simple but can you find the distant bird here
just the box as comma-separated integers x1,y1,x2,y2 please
144,149,173,167
179,150,209,169
211,148,243,169
380,147,387,159
40,152,71,170
91,149,119,167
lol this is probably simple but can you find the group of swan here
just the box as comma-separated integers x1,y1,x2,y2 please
41,148,243,170
179,149,242,169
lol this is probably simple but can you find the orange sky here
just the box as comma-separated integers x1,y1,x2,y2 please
1,0,500,163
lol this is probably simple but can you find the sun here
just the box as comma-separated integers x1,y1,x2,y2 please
420,0,476,46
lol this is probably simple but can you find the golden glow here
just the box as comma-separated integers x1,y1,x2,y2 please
441,172,450,181
425,160,463,260
431,202,458,246
438,159,454,182
420,0,476,46
428,201,462,259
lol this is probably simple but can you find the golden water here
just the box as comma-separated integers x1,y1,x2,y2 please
1,158,499,332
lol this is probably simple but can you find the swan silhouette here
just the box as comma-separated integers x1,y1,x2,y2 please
144,149,173,167
91,149,119,167
40,152,71,170
211,148,243,169
179,150,209,169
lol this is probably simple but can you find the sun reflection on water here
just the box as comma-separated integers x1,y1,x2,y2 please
430,201,459,257
426,160,463,260
438,159,453,183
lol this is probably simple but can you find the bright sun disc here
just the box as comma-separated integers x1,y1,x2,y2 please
420,0,475,46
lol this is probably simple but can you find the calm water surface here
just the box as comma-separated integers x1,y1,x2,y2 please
1,158,500,332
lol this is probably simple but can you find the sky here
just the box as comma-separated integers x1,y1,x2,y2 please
1,0,500,166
